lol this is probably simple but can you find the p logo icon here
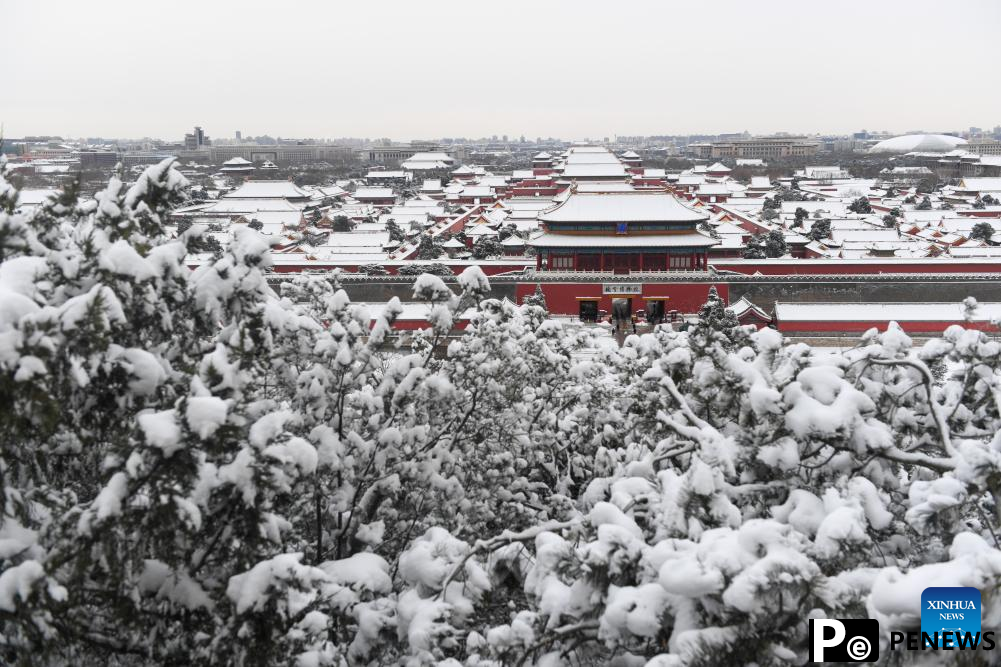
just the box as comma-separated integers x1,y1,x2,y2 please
810,618,879,662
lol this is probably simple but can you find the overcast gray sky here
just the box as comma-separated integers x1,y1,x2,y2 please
4,0,1000,141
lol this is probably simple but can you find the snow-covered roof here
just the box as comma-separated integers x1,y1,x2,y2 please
311,184,349,199
223,181,311,200
478,176,509,188
353,187,395,199
529,231,717,248
869,134,967,154
707,162,731,172
191,199,303,214
830,229,905,245
15,189,58,206
568,145,610,153
775,302,1001,323
402,160,450,171
697,184,730,196
406,152,453,163
564,152,622,166
802,166,847,178
464,225,499,237
567,182,636,194
539,192,708,224
560,164,628,179
392,201,443,212
239,211,302,226
449,186,494,198
319,232,390,250
958,178,1001,192
949,245,1001,257
222,157,252,165
378,213,430,227
727,297,770,320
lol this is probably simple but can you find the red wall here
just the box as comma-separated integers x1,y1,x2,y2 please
712,260,1001,275
263,261,533,276
516,281,730,315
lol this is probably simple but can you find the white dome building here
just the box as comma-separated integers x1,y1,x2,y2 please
869,134,967,154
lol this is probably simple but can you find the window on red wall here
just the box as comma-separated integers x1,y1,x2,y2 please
551,255,574,270
669,255,692,269
642,253,666,270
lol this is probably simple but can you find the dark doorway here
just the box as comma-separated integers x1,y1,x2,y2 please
612,298,632,323
646,300,665,324
579,300,598,322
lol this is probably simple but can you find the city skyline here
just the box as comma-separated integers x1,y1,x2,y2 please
4,0,1000,140
8,125,1000,146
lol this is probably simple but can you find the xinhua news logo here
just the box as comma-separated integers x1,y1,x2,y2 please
810,619,879,662
922,587,980,648
810,587,996,662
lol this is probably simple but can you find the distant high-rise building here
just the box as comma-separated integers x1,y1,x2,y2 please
184,126,209,150
235,130,242,141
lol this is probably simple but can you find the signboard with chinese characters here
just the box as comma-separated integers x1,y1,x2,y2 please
602,283,643,295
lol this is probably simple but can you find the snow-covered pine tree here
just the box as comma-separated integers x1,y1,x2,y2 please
763,229,788,257
969,221,995,242
523,284,548,311
807,217,831,242
416,233,444,260
847,196,872,214
742,234,766,259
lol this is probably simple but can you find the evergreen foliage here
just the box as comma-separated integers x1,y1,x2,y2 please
847,196,872,214
806,218,831,242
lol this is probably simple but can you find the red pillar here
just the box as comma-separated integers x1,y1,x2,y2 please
573,253,579,271
638,252,644,272
536,252,542,271
600,252,605,271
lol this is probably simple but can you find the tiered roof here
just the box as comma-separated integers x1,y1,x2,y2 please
539,192,708,224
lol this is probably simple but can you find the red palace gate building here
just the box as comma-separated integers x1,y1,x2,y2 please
526,189,719,321
529,189,717,272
